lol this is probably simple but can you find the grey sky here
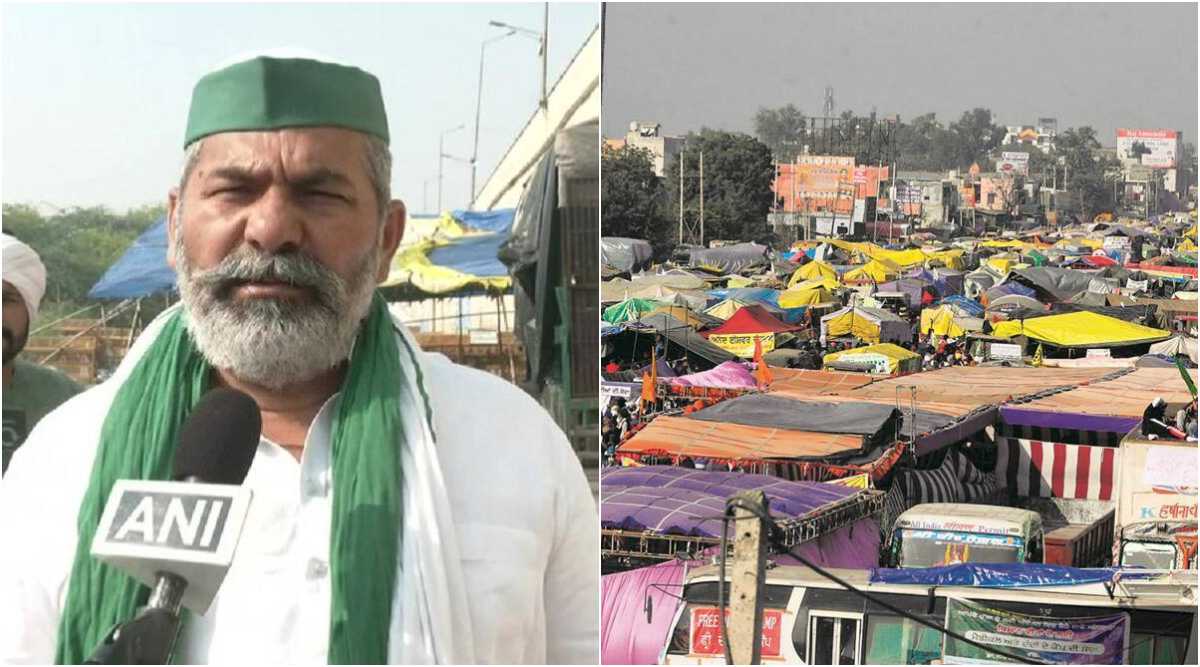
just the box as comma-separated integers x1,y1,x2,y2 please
2,2,597,214
602,2,1197,147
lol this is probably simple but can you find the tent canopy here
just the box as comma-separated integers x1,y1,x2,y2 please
602,297,663,324
843,258,900,283
823,343,920,375
789,260,838,287
704,304,797,336
992,311,1171,348
778,286,833,309
821,305,910,344
88,217,176,299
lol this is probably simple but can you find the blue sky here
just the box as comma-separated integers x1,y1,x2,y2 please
1,2,598,214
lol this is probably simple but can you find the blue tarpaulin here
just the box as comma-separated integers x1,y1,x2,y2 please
938,295,984,317
705,287,807,324
869,563,1157,588
88,217,177,299
451,208,515,233
427,232,510,277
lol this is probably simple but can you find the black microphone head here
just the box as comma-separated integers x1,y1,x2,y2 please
174,387,262,484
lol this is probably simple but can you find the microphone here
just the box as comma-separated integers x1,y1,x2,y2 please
85,388,262,664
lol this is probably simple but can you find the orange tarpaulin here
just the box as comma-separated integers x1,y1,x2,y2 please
617,415,865,461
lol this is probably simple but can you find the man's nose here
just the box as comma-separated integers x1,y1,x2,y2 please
243,187,303,255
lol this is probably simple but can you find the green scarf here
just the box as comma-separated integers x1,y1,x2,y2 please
55,294,403,664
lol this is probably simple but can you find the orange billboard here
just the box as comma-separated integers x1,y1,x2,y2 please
774,156,888,214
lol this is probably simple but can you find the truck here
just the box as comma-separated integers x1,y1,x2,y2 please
1114,428,1198,570
888,500,1114,568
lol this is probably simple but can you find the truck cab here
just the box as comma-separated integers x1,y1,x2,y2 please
889,503,1043,568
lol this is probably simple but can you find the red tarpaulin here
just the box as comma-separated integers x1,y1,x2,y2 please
703,304,798,337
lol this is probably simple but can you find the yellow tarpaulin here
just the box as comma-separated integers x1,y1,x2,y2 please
788,260,838,287
383,213,511,294
791,276,842,292
778,286,833,309
650,305,706,329
991,311,1171,348
823,342,920,375
821,306,904,344
843,258,900,283
1178,238,1197,252
726,275,755,289
708,332,776,358
704,298,753,321
924,249,965,270
872,247,928,269
920,306,967,338
986,255,1019,274
828,473,871,489
1186,224,1197,239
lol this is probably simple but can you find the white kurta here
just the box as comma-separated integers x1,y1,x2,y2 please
0,326,599,664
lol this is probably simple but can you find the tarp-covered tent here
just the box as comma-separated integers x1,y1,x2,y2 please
876,278,936,308
601,560,690,665
984,282,1037,304
992,311,1171,348
600,272,709,310
986,294,1045,312
1004,266,1097,302
790,276,842,292
704,287,807,325
823,343,921,375
920,306,968,338
621,313,736,366
601,237,654,273
649,305,717,330
938,295,984,317
788,259,838,287
1149,335,1199,364
842,258,901,283
703,297,755,321
602,297,663,324
688,393,901,437
88,217,177,299
703,305,798,357
777,285,833,309
385,210,514,296
821,305,911,344
669,360,758,389
617,415,868,461
680,242,769,273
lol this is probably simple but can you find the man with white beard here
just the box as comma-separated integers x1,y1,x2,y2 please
0,52,599,664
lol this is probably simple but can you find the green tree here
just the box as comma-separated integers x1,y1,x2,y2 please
664,129,776,243
600,145,670,249
753,104,807,162
2,203,164,327
949,107,1006,169
1056,126,1117,220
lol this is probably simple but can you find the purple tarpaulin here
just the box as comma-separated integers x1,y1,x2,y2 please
770,517,881,569
601,560,694,664
999,405,1140,434
669,361,757,389
601,467,858,537
913,406,998,456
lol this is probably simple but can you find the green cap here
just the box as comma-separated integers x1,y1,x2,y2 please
184,55,389,147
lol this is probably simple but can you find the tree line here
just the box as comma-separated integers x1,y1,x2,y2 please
2,203,164,328
603,104,1196,249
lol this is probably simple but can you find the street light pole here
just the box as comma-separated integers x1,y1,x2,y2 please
471,30,518,210
438,124,465,213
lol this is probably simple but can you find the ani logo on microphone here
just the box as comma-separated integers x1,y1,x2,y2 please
91,480,253,614
106,491,232,552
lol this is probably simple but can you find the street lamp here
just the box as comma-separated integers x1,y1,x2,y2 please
470,29,519,209
438,124,465,213
488,6,548,111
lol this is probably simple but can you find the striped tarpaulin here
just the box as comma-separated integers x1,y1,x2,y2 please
995,438,1120,501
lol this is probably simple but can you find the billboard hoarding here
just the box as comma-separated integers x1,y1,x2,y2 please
1117,129,1180,169
998,151,1030,176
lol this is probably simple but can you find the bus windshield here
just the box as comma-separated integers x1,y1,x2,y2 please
1121,541,1178,569
898,529,1024,568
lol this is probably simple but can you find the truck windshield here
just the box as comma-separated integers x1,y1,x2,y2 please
1121,541,1178,569
899,529,1024,568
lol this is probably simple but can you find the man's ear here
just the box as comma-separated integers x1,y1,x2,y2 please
166,187,181,270
376,199,406,283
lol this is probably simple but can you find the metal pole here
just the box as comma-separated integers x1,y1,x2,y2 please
699,150,705,246
728,490,768,665
438,133,445,213
540,3,549,111
470,41,486,208
679,151,685,245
